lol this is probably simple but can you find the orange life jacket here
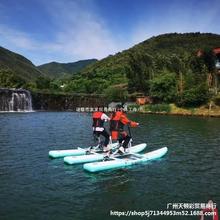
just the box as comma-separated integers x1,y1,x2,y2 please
110,111,128,140
110,111,124,132
92,112,104,128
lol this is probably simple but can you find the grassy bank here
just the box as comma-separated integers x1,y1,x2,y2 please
140,103,220,117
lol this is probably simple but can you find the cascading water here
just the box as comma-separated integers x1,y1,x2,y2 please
0,88,33,112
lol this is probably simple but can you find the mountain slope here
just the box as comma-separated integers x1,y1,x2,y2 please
82,33,220,76
0,46,44,81
64,32,220,95
38,59,97,78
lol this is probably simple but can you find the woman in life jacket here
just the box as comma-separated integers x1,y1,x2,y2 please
200,200,218,220
92,107,110,151
110,104,139,154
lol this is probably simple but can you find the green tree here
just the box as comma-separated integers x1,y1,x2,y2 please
35,76,51,90
202,49,216,73
26,82,37,90
190,55,208,82
0,69,26,88
127,51,153,93
149,71,177,103
50,80,61,91
177,83,210,107
104,86,128,102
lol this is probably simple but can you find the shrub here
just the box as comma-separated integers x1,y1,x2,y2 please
213,94,220,106
149,72,177,103
104,86,128,102
0,69,26,88
144,104,171,113
176,84,210,107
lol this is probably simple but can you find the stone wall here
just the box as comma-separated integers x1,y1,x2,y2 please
31,91,107,111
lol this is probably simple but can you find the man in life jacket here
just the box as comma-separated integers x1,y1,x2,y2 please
92,107,110,151
110,104,139,154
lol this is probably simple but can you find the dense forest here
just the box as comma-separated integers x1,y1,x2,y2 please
59,33,220,107
0,46,44,81
1,33,220,107
37,59,97,79
0,46,97,89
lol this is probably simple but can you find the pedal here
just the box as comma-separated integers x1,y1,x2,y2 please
86,150,90,155
103,155,110,161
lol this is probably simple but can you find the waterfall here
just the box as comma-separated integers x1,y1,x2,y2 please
0,88,33,112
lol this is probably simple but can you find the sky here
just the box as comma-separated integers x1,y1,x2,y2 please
0,0,220,65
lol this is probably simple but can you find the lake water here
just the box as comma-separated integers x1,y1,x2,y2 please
0,112,219,220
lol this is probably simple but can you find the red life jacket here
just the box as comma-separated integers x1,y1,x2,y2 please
110,111,124,131
92,111,104,128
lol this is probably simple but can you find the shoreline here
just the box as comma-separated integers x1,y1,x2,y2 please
1,103,220,118
140,111,220,118
138,103,220,118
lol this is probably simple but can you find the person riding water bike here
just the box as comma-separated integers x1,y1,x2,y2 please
110,104,139,154
92,107,110,152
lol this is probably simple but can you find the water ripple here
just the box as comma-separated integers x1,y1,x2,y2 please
0,112,219,220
